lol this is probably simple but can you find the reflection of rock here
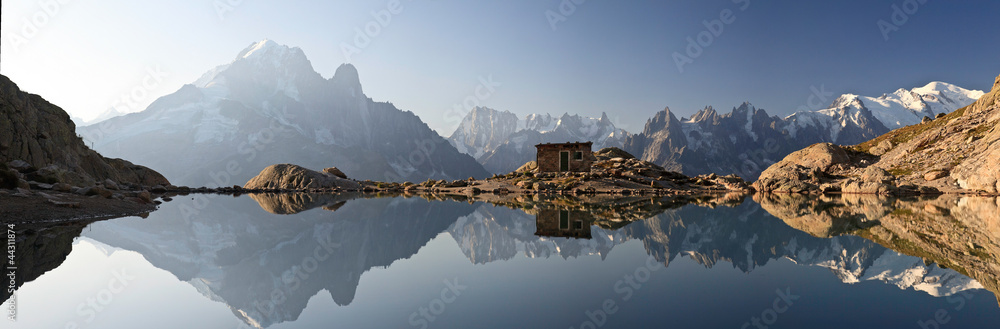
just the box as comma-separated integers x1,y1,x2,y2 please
76,192,997,328
445,196,979,299
754,193,888,238
860,196,1000,306
84,196,478,328
2,221,96,303
248,193,355,214
467,192,747,230
758,193,1000,306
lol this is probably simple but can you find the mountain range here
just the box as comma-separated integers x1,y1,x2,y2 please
71,107,127,127
78,40,489,187
69,39,984,185
447,107,628,174
623,82,982,180
447,82,981,180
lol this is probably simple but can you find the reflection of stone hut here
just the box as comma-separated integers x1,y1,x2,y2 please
535,142,593,173
535,209,593,239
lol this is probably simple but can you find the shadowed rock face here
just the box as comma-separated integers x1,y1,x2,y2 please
758,194,1000,306
0,74,169,187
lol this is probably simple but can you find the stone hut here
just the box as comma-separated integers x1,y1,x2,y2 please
534,142,593,173
534,209,593,239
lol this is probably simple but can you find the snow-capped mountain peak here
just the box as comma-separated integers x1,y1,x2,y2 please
829,83,984,130
237,39,280,59
78,40,489,185
232,39,308,65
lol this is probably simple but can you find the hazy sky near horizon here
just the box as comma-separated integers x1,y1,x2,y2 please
2,0,998,134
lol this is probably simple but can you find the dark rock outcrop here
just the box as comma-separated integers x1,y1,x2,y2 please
0,74,169,188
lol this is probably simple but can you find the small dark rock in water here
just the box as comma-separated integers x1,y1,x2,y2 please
162,196,173,202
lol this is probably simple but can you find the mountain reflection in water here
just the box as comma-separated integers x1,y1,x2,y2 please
5,192,998,328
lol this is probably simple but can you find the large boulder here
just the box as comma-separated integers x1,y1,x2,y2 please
752,143,851,193
515,161,537,173
244,164,360,190
594,147,635,160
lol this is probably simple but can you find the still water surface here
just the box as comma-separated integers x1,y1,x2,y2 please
3,194,999,328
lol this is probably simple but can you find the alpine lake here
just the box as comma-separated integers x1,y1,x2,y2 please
4,192,1000,329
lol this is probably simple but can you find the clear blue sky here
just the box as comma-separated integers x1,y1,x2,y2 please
2,0,998,134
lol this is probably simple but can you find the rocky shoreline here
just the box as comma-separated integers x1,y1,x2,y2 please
237,147,752,196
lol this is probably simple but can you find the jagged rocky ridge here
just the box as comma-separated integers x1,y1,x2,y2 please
448,107,629,174
78,40,489,187
624,82,982,181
